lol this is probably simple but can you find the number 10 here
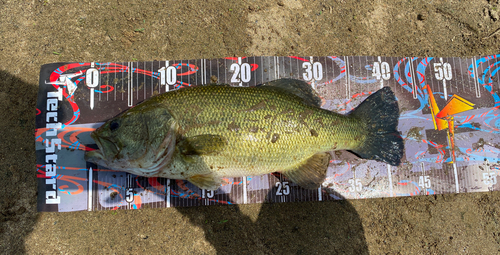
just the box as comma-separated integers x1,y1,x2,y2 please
159,66,177,87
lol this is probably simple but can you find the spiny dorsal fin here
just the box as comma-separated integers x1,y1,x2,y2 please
178,134,227,156
259,79,322,107
281,152,331,189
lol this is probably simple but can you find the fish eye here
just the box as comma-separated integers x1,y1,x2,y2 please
109,120,120,131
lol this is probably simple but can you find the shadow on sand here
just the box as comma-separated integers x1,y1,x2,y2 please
0,70,40,254
175,187,368,254
0,70,368,254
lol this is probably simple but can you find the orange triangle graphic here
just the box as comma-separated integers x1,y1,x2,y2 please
436,94,475,119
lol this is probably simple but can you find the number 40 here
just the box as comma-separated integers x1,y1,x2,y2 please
372,61,390,80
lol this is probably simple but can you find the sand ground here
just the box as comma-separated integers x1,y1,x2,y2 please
1,0,500,254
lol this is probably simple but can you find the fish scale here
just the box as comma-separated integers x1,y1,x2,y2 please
154,85,362,176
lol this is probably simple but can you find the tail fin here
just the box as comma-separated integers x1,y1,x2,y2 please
349,87,404,166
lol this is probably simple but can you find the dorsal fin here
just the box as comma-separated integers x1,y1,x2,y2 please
259,79,322,107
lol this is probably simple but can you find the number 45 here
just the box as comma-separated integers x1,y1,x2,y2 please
418,176,431,188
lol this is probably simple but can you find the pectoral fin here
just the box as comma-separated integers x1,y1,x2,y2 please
187,173,223,190
281,152,331,189
178,134,227,156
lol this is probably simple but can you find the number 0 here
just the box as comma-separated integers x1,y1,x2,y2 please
313,62,323,80
86,68,99,88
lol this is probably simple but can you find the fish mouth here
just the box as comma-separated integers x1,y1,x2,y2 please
84,133,105,162
85,132,119,162
84,149,104,162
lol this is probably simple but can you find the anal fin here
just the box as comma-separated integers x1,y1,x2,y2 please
281,152,331,189
187,173,223,190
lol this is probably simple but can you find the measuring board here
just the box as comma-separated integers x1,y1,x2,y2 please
36,55,500,212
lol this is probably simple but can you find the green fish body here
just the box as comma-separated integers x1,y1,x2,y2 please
85,79,404,190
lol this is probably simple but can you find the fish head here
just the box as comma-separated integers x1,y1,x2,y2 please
85,106,177,176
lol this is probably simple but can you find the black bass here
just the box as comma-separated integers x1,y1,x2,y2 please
85,79,404,190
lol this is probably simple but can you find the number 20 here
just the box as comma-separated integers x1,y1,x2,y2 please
231,63,251,83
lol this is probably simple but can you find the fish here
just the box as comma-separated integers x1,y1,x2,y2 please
85,79,404,190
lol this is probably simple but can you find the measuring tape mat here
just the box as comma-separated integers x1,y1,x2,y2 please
35,56,500,212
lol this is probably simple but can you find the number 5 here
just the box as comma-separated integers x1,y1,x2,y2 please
125,188,134,203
